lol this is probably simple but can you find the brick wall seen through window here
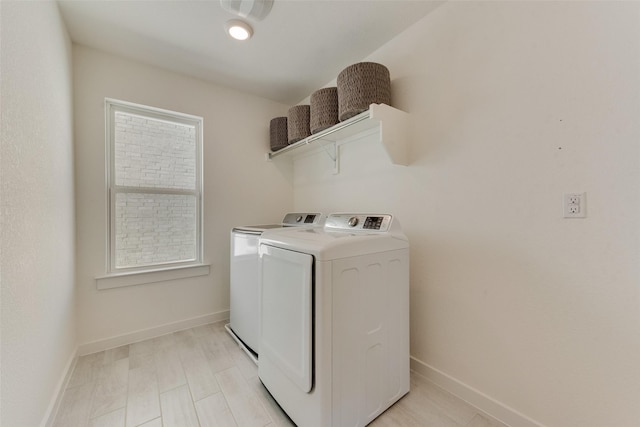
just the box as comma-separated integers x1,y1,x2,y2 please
106,100,203,272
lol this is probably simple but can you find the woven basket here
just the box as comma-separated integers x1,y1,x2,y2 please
337,62,391,121
310,87,338,134
269,117,288,151
287,105,311,144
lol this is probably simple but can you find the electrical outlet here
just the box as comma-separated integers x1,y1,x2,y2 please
567,195,581,205
563,193,586,218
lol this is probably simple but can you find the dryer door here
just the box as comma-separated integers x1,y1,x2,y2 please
259,244,313,393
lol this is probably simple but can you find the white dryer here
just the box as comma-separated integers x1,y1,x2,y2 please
228,212,323,361
258,213,410,427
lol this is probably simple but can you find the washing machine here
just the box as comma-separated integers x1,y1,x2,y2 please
227,212,323,362
258,213,410,427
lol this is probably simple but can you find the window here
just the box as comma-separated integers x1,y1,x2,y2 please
105,99,203,274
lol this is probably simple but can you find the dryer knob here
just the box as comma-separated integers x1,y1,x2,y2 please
296,216,303,222
348,217,359,227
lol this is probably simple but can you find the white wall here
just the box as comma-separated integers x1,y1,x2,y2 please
0,2,77,426
73,45,293,347
293,2,640,426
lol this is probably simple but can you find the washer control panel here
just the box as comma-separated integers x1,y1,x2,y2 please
325,214,393,232
282,212,323,226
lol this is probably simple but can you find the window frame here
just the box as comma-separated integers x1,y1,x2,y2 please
104,98,204,275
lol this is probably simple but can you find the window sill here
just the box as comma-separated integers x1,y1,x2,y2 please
95,264,210,290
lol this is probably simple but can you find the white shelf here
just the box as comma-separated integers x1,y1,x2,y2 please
267,103,409,166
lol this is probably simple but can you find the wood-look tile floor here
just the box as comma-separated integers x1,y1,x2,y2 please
54,321,509,427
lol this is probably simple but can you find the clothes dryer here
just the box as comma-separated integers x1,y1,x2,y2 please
258,213,410,427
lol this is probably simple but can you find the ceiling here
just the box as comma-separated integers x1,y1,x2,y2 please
57,0,442,105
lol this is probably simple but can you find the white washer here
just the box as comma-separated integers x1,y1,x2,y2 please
258,213,410,427
228,212,323,361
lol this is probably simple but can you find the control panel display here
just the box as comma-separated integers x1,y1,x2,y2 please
363,216,384,230
282,213,322,226
325,214,392,232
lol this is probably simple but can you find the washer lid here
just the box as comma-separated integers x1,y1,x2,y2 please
232,224,286,234
233,212,323,234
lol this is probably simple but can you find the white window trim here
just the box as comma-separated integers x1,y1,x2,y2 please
96,264,210,290
100,98,205,286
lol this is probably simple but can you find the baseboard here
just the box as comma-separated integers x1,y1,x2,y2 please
77,310,230,356
410,356,544,427
41,347,78,427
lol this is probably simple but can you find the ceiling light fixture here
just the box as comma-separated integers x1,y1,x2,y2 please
225,19,253,41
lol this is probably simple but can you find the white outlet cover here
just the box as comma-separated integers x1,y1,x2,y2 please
563,193,586,218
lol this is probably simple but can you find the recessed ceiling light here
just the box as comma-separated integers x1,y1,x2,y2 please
225,19,253,41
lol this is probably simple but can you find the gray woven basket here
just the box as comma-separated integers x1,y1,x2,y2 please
310,87,338,134
337,62,391,121
269,117,288,151
287,105,311,144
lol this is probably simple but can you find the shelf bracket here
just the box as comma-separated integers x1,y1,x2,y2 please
322,142,339,174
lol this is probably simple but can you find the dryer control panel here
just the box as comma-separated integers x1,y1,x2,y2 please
325,214,393,232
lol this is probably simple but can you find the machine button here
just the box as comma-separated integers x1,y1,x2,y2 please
296,216,303,222
348,217,359,227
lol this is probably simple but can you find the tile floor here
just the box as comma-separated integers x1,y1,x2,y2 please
54,321,509,427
